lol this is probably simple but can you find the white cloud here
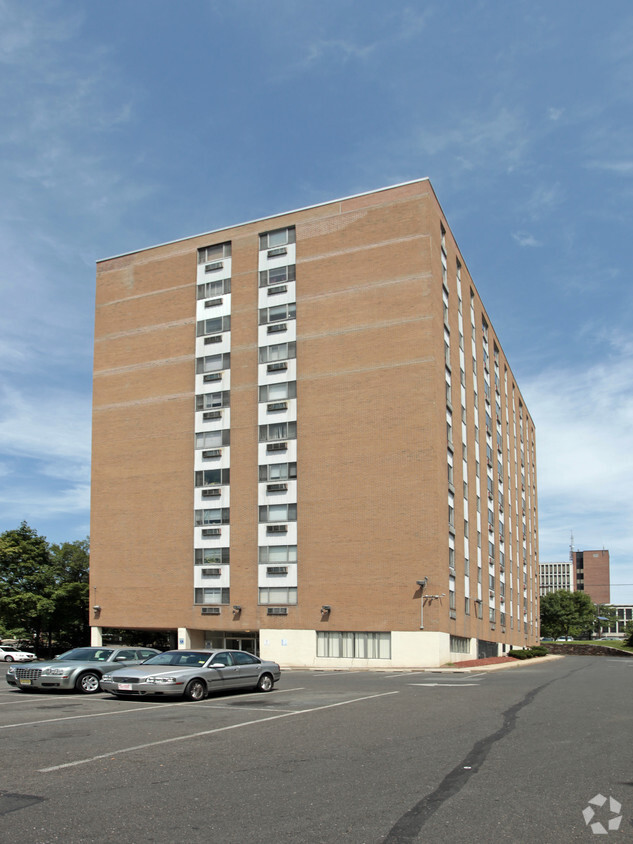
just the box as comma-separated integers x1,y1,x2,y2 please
586,160,633,175
512,231,541,247
0,384,91,470
524,338,633,569
412,107,530,176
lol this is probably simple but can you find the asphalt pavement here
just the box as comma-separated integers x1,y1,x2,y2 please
0,656,631,843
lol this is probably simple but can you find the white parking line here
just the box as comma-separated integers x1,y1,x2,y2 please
0,687,307,730
410,683,480,687
39,691,398,773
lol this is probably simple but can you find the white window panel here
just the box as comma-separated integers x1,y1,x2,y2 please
196,257,232,285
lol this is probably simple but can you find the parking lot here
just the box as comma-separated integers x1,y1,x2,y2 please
1,657,631,843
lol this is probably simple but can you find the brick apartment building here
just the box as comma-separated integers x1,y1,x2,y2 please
572,549,610,604
90,179,539,668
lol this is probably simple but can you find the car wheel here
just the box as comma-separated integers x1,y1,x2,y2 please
256,673,274,692
184,679,206,701
76,672,101,694
5,655,13,663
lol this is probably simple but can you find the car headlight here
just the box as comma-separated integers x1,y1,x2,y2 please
145,676,178,685
41,667,67,676
101,674,113,682
6,666,15,676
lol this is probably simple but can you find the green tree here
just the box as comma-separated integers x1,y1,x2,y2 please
623,620,633,648
0,524,90,654
540,590,596,640
48,538,90,650
0,522,55,650
592,604,618,639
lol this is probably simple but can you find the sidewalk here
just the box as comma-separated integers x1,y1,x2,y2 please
430,654,564,673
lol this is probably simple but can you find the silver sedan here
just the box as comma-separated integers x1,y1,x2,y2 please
100,649,281,701
7,646,161,694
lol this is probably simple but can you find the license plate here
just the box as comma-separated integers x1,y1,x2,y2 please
19,679,31,685
117,683,133,691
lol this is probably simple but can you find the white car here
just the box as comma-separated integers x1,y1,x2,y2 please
0,645,36,663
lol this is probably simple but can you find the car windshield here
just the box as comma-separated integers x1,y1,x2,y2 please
142,651,210,667
56,648,114,661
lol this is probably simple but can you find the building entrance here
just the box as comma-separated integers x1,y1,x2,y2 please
204,632,259,655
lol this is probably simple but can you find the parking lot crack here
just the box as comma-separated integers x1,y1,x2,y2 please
382,664,588,842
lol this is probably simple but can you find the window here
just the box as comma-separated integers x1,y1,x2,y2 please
259,422,297,442
195,469,230,487
196,353,231,374
197,278,231,299
194,508,230,526
259,265,296,287
259,463,297,482
196,391,230,411
194,587,229,605
259,227,295,251
259,504,297,522
259,545,297,563
233,652,258,666
196,316,231,336
259,381,296,402
195,429,230,449
259,303,296,324
259,342,296,363
258,587,297,605
198,242,231,264
450,635,470,654
316,632,391,659
195,548,230,565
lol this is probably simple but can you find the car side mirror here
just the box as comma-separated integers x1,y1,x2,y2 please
210,662,224,668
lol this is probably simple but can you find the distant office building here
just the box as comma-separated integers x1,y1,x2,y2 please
90,178,539,668
539,561,575,596
573,550,610,604
604,605,633,638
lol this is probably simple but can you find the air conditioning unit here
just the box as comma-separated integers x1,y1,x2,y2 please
204,298,223,308
201,568,221,577
267,323,287,334
203,372,222,382
201,488,221,497
204,335,222,345
267,607,288,615
202,411,222,420
201,528,221,537
204,261,224,272
201,607,221,615
202,449,222,458
267,402,288,412
268,284,287,295
267,442,287,452
266,566,288,575
267,524,288,533
267,247,287,257
266,483,288,492
267,361,288,372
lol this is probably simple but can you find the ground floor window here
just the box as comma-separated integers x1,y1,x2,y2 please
317,631,391,659
449,635,470,653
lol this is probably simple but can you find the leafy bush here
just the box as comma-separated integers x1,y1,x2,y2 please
508,646,548,660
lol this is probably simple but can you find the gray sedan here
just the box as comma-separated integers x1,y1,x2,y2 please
7,646,161,694
100,649,281,701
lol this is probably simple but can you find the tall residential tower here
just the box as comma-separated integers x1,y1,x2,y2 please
90,179,539,667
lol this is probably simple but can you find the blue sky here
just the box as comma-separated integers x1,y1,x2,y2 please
1,1,632,601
